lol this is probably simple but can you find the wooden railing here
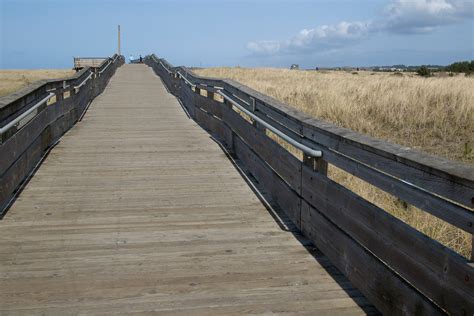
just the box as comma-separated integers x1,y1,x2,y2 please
145,54,473,315
73,57,108,70
0,54,124,216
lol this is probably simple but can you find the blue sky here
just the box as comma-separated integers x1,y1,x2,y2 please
0,0,473,69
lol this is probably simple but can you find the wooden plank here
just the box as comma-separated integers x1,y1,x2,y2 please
195,107,213,131
0,108,48,176
49,109,77,142
301,122,474,209
74,57,107,68
222,105,302,193
195,109,230,147
226,86,304,137
195,94,224,119
233,135,301,227
309,145,474,234
0,134,42,213
471,235,474,262
180,83,196,118
230,96,305,142
300,200,442,315
301,165,474,315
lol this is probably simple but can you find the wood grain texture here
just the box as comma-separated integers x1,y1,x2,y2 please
0,64,377,315
301,165,473,315
299,201,444,316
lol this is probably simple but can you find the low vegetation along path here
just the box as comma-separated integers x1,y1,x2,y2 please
0,64,377,315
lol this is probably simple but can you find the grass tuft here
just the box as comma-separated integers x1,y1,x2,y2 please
0,69,74,97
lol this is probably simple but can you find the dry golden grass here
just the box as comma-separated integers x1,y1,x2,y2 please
197,68,473,163
196,67,474,258
0,69,74,97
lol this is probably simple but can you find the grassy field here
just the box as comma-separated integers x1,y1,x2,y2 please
195,67,474,258
0,69,74,97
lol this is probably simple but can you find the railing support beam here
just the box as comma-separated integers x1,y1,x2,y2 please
303,154,328,175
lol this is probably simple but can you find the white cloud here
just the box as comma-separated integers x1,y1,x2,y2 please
246,40,281,55
248,21,371,55
247,0,473,55
288,22,372,48
383,0,474,33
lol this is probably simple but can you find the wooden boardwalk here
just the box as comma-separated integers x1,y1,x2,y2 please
0,64,377,315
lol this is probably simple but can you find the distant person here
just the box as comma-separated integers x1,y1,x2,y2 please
129,55,134,63
139,55,143,63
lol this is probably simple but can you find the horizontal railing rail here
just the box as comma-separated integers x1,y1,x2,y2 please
145,53,473,315
98,60,112,74
0,54,125,216
217,90,323,158
0,92,55,134
73,72,93,90
176,69,322,157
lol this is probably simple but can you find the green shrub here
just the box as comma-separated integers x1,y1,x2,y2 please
417,66,431,77
446,60,474,73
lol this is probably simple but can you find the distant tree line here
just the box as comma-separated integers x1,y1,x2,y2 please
445,61,474,74
415,60,474,77
311,60,473,77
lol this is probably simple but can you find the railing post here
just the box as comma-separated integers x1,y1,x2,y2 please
221,94,236,154
55,86,64,104
207,91,214,101
303,154,327,175
300,154,327,237
253,120,265,132
471,235,473,262
317,158,328,175
92,69,99,97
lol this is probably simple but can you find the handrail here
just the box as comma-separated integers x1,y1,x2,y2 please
98,60,112,74
177,71,196,88
174,64,321,157
0,92,55,134
153,55,172,74
217,90,322,158
74,71,93,89
160,61,171,74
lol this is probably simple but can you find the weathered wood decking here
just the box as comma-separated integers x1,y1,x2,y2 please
0,65,376,315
